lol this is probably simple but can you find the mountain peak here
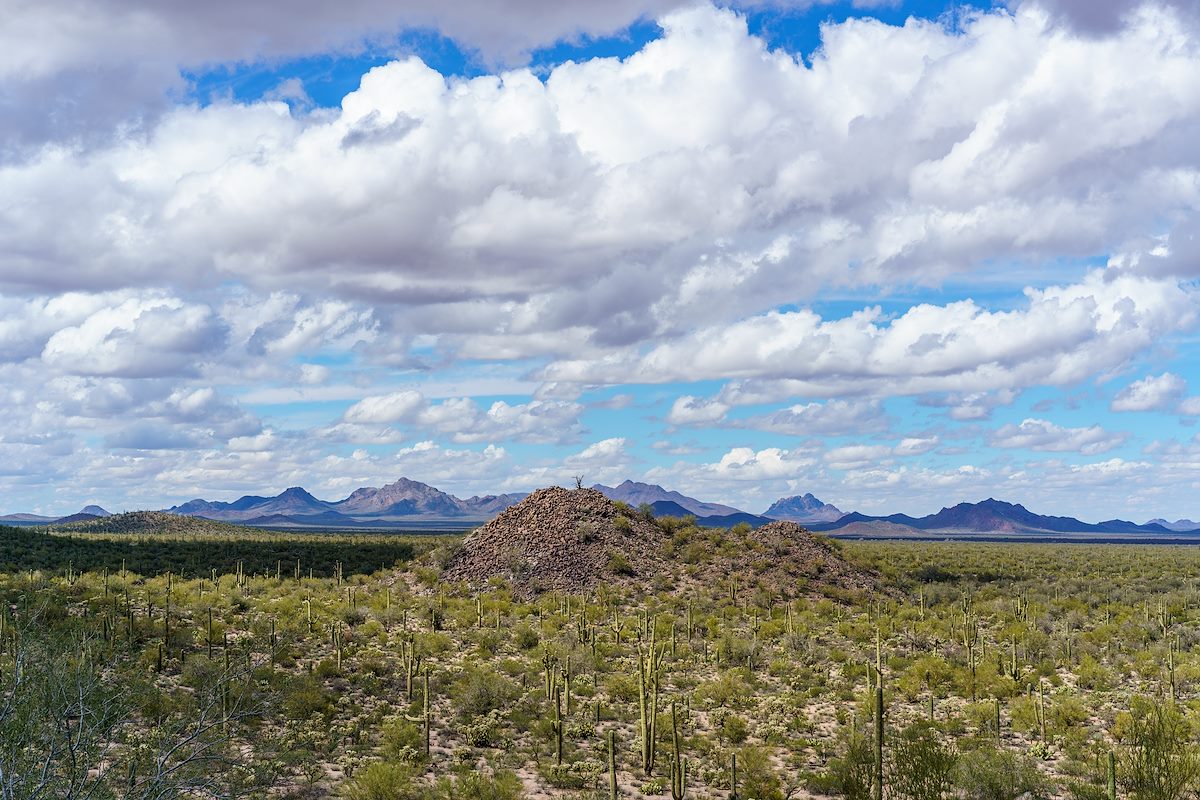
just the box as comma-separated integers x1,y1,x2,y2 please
763,493,844,523
593,481,741,518
333,476,462,516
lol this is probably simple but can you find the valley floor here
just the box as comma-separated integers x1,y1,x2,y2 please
2,530,1197,799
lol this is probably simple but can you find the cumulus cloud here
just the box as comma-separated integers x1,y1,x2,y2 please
1111,372,1187,411
6,1,1200,516
1018,0,1200,35
1178,396,1200,415
0,0,703,153
825,436,940,469
341,390,584,444
735,399,890,436
5,3,1200,354
919,389,1020,421
343,390,426,424
39,295,226,378
545,269,1197,401
667,395,730,425
990,418,1128,454
707,446,817,481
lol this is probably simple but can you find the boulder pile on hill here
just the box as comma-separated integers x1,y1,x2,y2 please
687,520,884,598
442,487,665,596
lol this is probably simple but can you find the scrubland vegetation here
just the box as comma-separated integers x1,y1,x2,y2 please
4,516,1200,799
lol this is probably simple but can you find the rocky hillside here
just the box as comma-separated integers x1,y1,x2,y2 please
442,487,884,600
708,520,883,597
48,511,250,536
442,487,665,596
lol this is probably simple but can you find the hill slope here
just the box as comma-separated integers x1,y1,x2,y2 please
49,511,252,536
442,487,884,599
443,487,665,596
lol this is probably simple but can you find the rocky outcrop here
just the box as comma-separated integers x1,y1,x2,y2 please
442,487,664,596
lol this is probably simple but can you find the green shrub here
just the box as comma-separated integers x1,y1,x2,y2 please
381,718,425,764
512,624,539,650
737,746,784,800
430,769,524,800
282,674,333,719
1120,702,1200,800
451,666,517,719
462,709,507,748
888,721,957,800
341,762,423,800
720,714,750,744
607,550,634,576
811,730,872,800
640,778,667,795
955,746,1048,800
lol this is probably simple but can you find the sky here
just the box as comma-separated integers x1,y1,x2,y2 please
4,0,1200,521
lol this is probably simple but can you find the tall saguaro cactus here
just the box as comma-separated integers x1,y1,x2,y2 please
608,730,618,800
873,684,884,800
670,701,687,800
638,620,667,776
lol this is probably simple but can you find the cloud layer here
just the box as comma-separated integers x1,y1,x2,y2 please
4,1,1200,520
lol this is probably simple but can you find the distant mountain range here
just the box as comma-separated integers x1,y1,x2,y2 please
0,505,111,526
809,498,1200,536
593,480,741,515
165,478,528,528
3,481,1198,537
1146,518,1200,532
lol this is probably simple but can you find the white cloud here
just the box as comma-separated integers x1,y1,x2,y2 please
920,389,1020,421
1018,0,1200,35
6,2,1200,518
40,295,226,378
343,390,426,424
1111,372,1187,411
667,395,730,425
990,418,1127,454
735,399,890,436
451,399,585,444
341,390,584,444
1178,396,1200,415
708,446,817,481
570,437,628,463
545,269,1197,400
298,363,330,385
825,436,940,469
825,444,894,470
895,436,940,456
5,3,1200,360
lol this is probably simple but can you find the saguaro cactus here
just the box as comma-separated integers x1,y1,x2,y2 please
638,622,667,776
608,730,618,800
873,684,884,800
670,701,686,800
553,685,564,766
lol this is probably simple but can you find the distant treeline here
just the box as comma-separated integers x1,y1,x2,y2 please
0,525,423,577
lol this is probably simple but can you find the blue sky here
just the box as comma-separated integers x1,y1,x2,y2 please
3,0,1200,520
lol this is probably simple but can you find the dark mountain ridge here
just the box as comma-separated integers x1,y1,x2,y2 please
762,493,844,523
810,498,1185,535
592,480,741,517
